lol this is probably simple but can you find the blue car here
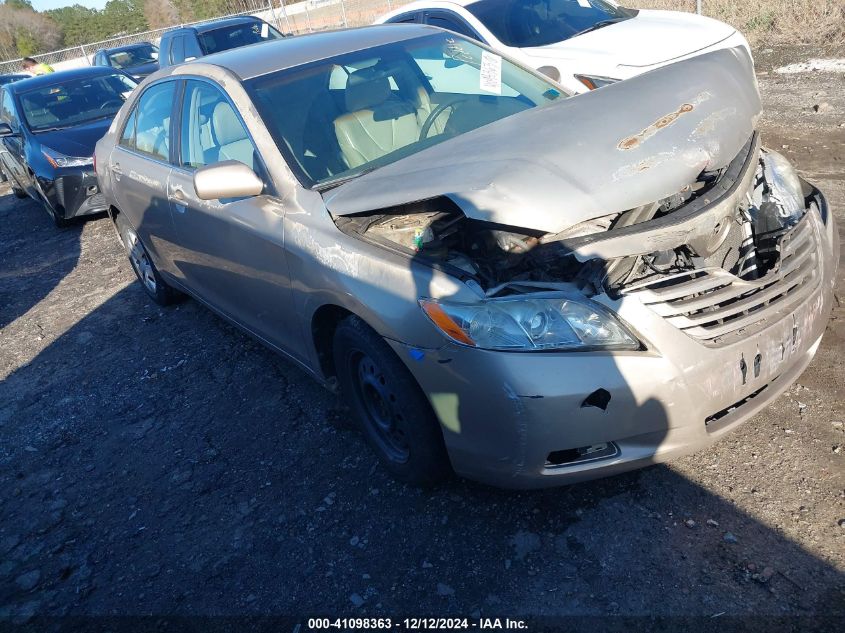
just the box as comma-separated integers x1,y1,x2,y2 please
0,73,30,86
93,42,160,80
0,66,137,226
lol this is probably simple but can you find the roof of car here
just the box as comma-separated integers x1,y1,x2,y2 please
386,0,480,11
97,41,156,55
192,24,443,81
4,66,130,94
166,15,263,36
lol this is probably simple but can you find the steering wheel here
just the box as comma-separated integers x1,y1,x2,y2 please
100,99,124,111
418,97,469,141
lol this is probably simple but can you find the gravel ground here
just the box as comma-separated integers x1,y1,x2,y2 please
0,46,843,627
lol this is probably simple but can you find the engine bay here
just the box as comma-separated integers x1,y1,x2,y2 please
334,137,811,300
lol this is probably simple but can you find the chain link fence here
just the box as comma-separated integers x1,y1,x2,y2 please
0,0,419,76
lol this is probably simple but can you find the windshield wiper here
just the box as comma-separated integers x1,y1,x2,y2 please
573,18,625,38
315,166,379,192
34,113,116,133
33,125,72,133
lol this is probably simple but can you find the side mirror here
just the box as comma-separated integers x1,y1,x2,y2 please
0,122,14,137
194,160,264,200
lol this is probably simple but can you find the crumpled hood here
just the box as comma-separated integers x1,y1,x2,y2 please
323,47,760,235
519,10,736,69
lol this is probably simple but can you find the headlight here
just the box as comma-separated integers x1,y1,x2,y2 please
761,150,804,224
420,297,640,351
574,74,620,90
42,146,93,168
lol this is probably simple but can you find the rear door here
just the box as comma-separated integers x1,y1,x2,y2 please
108,79,180,273
167,78,300,355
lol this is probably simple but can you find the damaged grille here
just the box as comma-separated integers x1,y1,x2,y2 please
621,214,819,346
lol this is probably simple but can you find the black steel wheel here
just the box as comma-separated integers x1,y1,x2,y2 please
333,315,451,485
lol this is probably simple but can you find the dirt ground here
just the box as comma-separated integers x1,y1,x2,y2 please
1,46,843,628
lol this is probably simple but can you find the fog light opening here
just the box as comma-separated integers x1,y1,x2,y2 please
546,442,619,468
581,388,611,411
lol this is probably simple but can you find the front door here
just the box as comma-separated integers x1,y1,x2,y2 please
167,79,300,357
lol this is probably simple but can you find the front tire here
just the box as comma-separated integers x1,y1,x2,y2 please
115,213,180,306
333,316,451,485
45,203,70,228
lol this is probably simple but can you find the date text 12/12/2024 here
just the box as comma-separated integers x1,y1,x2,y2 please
306,618,529,630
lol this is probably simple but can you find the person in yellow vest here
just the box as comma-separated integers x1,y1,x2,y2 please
21,57,54,76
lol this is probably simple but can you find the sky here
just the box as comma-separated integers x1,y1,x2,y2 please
30,0,108,11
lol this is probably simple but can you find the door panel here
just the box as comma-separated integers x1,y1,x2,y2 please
168,79,300,357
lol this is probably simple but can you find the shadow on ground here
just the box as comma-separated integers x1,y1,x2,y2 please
0,193,83,331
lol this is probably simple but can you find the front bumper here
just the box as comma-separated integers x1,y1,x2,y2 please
39,169,106,219
391,193,838,489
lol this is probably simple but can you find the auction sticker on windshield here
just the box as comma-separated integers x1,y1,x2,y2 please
480,51,502,94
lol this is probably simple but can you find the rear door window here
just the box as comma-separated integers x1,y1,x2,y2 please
385,12,421,24
134,81,176,161
197,21,283,55
425,12,481,41
184,36,202,61
170,36,185,64
119,107,137,150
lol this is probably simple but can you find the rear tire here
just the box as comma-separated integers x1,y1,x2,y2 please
115,213,180,306
333,315,451,485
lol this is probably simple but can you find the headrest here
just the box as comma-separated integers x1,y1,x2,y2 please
212,101,247,146
345,67,391,112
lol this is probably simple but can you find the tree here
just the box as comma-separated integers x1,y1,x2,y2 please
143,0,179,29
100,0,148,37
44,5,98,47
45,0,149,48
0,2,61,61
4,0,34,10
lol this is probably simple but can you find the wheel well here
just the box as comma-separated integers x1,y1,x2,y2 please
108,205,120,223
311,304,355,381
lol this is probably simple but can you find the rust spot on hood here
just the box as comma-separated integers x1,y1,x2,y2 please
618,103,695,150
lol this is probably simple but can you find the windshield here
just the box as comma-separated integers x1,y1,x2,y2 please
20,73,137,132
108,44,158,69
466,0,634,48
198,21,283,55
247,33,564,189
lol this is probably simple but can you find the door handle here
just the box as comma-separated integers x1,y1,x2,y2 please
169,185,188,213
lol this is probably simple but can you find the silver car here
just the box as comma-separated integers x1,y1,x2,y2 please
95,25,839,488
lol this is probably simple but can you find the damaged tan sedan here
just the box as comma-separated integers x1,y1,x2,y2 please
95,25,839,488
